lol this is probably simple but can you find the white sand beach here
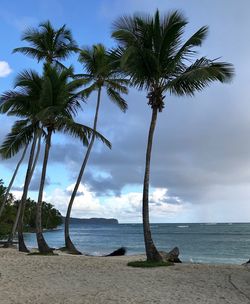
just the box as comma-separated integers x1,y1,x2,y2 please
0,248,249,304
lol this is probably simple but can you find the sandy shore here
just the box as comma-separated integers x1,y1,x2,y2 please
0,248,249,304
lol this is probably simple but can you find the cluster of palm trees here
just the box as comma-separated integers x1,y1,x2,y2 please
0,10,233,261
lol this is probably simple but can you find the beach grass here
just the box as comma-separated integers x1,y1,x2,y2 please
127,260,173,268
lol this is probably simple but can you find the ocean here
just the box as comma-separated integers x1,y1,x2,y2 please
24,222,250,264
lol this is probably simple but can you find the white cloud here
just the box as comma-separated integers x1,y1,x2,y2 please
11,190,23,200
45,184,186,223
0,61,12,77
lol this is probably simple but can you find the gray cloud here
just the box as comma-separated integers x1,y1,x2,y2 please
29,170,51,191
23,81,249,209
11,170,52,192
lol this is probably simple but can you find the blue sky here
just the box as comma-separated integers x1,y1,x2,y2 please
0,0,250,223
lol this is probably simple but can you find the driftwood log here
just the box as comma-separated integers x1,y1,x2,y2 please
105,247,126,256
159,247,182,263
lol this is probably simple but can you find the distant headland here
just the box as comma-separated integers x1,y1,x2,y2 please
65,217,119,225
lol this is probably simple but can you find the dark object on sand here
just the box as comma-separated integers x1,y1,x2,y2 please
0,241,18,244
242,259,250,265
105,247,126,256
159,247,182,263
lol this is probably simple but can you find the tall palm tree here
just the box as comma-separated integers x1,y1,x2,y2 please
1,129,41,251
0,70,45,251
7,134,42,250
18,131,41,252
1,22,78,251
112,10,234,261
13,20,78,66
64,44,128,254
35,64,110,253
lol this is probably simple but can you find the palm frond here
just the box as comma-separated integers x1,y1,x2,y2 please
112,9,234,101
174,26,208,61
0,120,36,159
13,20,77,64
79,83,98,99
12,47,44,61
106,79,129,93
56,118,111,149
106,88,128,112
167,57,234,96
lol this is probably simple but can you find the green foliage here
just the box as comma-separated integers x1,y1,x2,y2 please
0,179,16,237
23,198,63,230
77,43,128,112
0,64,111,159
0,182,62,238
112,10,234,111
0,179,6,200
127,260,173,268
13,20,78,66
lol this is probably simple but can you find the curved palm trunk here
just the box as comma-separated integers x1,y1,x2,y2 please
64,87,102,254
36,129,53,253
143,107,162,262
17,134,38,252
30,132,42,179
5,133,42,248
11,134,42,252
0,144,28,220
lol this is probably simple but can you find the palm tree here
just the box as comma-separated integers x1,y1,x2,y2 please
7,20,78,250
18,131,42,252
64,44,128,254
0,70,45,251
13,20,78,66
1,130,41,251
112,10,234,261
35,64,111,253
10,135,42,250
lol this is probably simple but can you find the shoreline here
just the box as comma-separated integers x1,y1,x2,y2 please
1,242,249,265
0,248,249,304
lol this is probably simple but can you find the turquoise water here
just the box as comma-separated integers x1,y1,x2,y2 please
24,222,250,264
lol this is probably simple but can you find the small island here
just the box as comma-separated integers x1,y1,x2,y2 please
66,217,119,225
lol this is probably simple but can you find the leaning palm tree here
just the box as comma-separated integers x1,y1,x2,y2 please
0,70,45,251
13,20,78,66
112,10,234,261
1,22,77,251
0,127,41,251
64,44,128,254
35,64,111,253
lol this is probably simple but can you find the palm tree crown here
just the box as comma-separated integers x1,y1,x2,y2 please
13,21,78,66
112,10,234,111
37,64,110,146
77,43,128,111
0,70,44,158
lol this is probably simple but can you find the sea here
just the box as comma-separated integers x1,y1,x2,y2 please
24,222,250,265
